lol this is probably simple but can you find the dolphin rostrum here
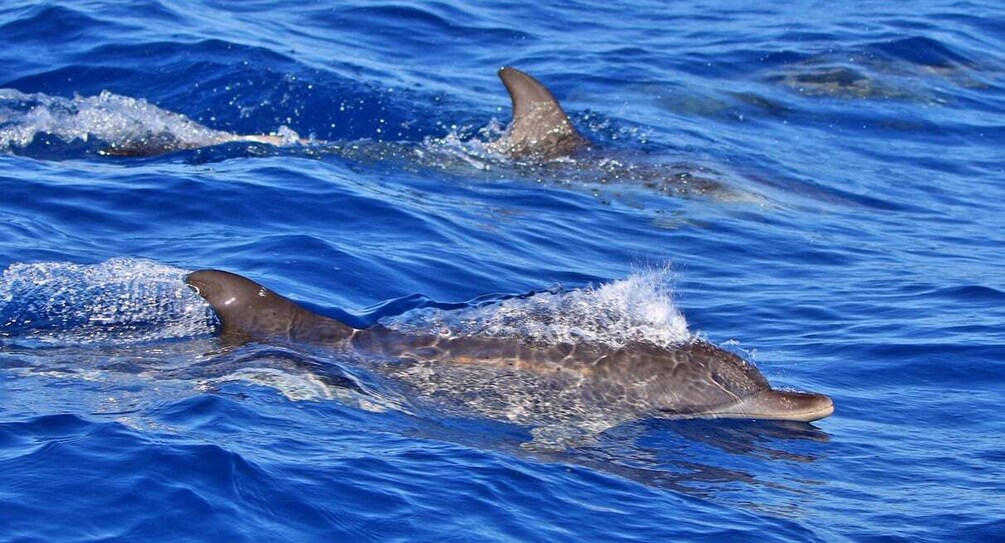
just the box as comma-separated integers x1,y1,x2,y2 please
185,269,834,424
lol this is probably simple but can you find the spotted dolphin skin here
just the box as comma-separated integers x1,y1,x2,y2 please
185,269,834,423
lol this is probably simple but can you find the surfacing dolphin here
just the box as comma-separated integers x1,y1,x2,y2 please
98,66,581,159
90,67,735,198
185,269,834,426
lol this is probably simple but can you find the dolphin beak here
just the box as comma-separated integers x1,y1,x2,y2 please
709,390,834,422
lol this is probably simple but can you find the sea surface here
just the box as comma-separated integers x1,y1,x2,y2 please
1,1,1003,541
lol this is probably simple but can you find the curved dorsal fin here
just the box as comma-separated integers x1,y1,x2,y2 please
493,67,586,159
498,67,566,120
185,269,354,344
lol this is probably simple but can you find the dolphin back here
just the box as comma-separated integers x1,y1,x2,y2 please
185,269,355,344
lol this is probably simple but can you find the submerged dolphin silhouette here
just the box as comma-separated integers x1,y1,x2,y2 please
185,269,834,423
99,132,307,157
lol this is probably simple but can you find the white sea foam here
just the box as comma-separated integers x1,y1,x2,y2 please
383,266,692,349
0,257,215,346
0,88,235,151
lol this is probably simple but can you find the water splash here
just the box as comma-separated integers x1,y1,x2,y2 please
0,89,227,150
0,88,302,155
0,258,215,347
383,266,691,349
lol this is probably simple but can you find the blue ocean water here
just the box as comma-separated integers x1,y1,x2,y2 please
1,0,1003,540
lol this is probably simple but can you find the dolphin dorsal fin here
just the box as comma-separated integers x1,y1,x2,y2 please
185,269,355,344
494,67,586,158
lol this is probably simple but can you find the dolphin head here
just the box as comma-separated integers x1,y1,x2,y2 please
699,348,833,422
704,388,835,422
646,341,834,422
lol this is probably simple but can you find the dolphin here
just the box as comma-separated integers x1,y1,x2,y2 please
185,269,834,425
87,67,734,198
93,66,582,159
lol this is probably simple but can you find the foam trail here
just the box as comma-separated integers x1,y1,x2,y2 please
0,88,302,154
0,258,216,347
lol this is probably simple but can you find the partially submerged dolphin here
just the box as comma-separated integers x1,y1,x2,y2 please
95,67,582,159
185,269,834,425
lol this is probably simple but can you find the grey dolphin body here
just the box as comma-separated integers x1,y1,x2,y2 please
186,269,834,424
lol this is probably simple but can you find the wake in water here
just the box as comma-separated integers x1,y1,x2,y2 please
0,258,215,347
0,88,306,156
